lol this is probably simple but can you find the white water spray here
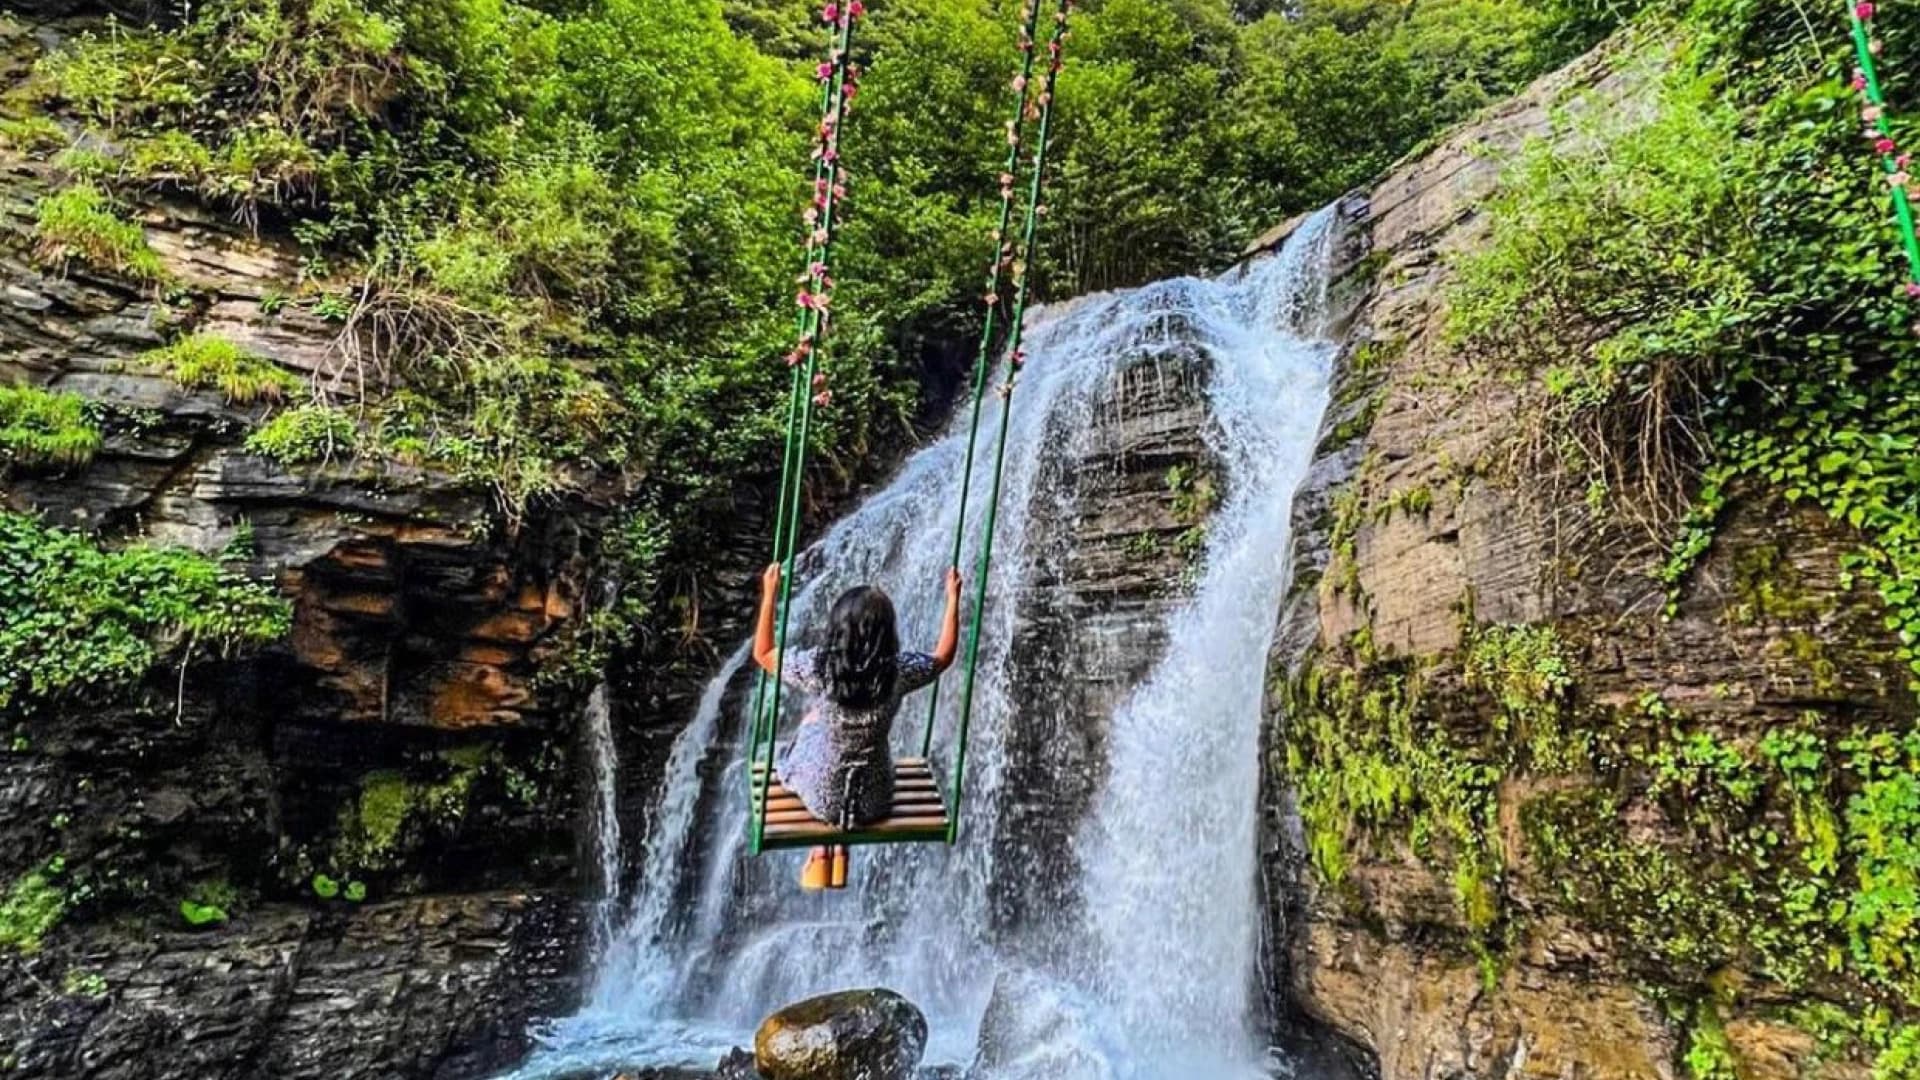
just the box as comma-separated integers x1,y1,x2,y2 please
582,682,624,955
514,209,1337,1079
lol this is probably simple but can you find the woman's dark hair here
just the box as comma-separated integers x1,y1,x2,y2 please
820,586,900,710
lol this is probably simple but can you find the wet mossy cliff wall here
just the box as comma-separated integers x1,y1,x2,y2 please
0,15,595,1080
1261,38,1920,1080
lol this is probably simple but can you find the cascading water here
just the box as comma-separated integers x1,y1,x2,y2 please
582,681,624,955
512,208,1337,1079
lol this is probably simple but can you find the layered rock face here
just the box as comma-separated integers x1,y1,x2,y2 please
992,341,1218,939
1,14,589,1078
1261,36,1912,1080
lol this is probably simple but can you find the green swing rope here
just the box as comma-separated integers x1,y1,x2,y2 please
943,0,1073,844
746,0,1073,852
749,2,862,856
1850,2,1920,283
917,0,1059,759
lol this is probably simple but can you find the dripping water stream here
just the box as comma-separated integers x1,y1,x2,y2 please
513,207,1339,1079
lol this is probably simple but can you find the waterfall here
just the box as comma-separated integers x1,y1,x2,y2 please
512,208,1338,1079
583,681,624,955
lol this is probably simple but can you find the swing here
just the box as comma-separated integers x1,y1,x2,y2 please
741,0,1074,855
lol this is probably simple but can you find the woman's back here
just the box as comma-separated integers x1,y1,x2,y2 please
777,648,940,825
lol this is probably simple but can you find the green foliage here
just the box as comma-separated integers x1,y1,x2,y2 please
0,511,291,713
310,873,340,900
1684,1002,1739,1080
20,0,1631,546
1449,7,1920,689
330,749,490,879
0,385,102,468
178,879,238,927
244,404,358,465
1464,622,1582,770
0,114,66,152
0,866,66,954
61,969,108,998
32,184,168,282
138,335,306,405
1280,647,1505,947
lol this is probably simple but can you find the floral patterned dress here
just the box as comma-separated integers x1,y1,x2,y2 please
775,649,941,827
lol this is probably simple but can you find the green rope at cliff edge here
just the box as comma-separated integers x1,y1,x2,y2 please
1850,2,1920,284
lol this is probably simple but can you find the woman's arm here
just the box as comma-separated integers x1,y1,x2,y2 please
931,568,963,673
754,562,783,675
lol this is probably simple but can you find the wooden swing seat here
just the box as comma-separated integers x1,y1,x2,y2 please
749,757,951,849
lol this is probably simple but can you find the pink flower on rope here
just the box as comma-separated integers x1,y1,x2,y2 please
822,3,839,21
809,260,829,279
817,62,834,81
803,207,819,225
984,293,1000,306
797,291,818,309
1012,74,1028,93
849,0,865,17
812,390,833,407
812,372,829,390
823,147,839,163
1011,349,1027,367
1855,71,1870,91
1872,37,1884,56
1878,136,1899,156
1858,2,1876,18
1906,282,1920,298
1891,171,1911,189
1902,154,1914,169
785,350,805,366
810,228,829,245
1866,105,1885,123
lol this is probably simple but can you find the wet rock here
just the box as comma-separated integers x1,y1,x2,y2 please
1259,25,1913,1080
0,18,591,1080
753,988,928,1080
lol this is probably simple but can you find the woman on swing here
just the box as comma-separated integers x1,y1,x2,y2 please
754,563,963,891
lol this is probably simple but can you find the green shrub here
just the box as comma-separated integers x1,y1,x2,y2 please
0,385,102,467
0,511,291,712
0,115,66,153
0,868,65,954
178,879,238,927
138,335,305,404
245,404,357,464
32,184,168,282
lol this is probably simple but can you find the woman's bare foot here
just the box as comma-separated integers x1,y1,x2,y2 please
829,845,849,889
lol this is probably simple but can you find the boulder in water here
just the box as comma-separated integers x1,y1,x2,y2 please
753,988,928,1080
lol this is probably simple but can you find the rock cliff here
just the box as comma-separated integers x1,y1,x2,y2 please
1261,33,1913,1080
1,12,591,1077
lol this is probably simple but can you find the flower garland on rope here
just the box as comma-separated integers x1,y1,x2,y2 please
987,0,1073,402
786,0,866,407
1849,0,1920,323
